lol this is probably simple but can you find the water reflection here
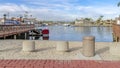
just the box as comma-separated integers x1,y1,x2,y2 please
47,26,113,42
29,36,49,40
42,36,49,40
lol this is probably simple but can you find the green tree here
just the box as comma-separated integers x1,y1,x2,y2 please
84,18,91,21
96,15,104,25
3,14,7,20
117,2,120,17
118,2,120,7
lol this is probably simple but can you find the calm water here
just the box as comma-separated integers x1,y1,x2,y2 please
38,25,113,42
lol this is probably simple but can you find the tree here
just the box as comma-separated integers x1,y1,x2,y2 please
84,18,91,21
96,15,104,25
118,2,120,7
3,14,7,20
117,2,120,17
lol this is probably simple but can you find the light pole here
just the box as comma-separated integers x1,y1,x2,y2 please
3,14,6,20
3,14,6,24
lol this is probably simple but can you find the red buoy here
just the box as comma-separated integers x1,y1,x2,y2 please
42,29,49,34
42,29,49,37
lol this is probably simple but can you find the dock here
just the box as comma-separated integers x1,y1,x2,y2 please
0,24,35,39
112,24,120,42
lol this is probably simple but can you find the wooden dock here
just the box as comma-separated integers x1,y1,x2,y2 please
112,24,120,42
0,24,35,39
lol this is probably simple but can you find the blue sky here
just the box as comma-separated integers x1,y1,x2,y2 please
0,0,119,21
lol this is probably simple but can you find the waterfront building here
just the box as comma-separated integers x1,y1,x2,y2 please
0,18,5,24
75,18,94,26
115,16,120,24
23,18,38,24
75,18,84,25
102,19,115,25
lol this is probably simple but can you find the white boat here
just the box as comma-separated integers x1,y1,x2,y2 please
63,24,70,26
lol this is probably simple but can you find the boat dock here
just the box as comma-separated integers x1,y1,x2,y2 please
0,24,35,39
112,24,120,42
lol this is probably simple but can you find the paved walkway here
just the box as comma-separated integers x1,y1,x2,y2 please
0,60,120,68
1,40,120,60
0,40,120,68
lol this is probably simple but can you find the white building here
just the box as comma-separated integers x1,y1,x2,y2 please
23,18,38,24
0,18,5,25
116,16,120,24
75,18,94,25
75,18,84,25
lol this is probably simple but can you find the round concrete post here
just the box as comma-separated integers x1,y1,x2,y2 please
14,35,16,39
22,41,35,52
83,36,95,57
56,41,69,52
24,33,27,40
4,36,6,39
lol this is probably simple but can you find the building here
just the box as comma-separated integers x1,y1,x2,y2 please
75,18,94,25
102,19,115,25
0,17,21,25
0,18,4,25
115,16,120,24
23,18,39,24
4,19,20,25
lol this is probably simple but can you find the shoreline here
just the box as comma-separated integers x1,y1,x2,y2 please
73,24,112,27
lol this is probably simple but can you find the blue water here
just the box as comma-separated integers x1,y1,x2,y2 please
39,25,113,42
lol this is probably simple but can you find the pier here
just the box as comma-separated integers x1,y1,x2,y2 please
0,24,35,39
112,24,120,42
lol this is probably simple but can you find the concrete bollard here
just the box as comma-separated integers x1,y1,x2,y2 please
14,35,16,39
82,36,95,57
56,41,69,52
22,41,35,52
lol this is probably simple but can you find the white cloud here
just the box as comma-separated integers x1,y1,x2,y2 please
0,3,20,12
0,2,119,21
74,5,119,19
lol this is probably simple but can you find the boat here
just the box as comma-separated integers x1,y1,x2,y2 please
63,24,71,27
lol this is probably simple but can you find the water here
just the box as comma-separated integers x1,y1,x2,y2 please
1,25,113,42
38,25,113,42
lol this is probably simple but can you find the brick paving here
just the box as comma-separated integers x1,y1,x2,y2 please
0,60,120,68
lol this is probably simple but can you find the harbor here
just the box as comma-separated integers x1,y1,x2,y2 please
0,12,119,68
0,12,120,68
1,0,120,68
0,25,112,42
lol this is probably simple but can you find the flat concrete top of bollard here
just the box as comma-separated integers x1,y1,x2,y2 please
23,40,35,44
83,36,95,40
